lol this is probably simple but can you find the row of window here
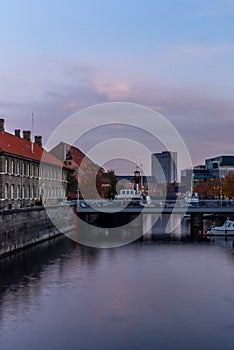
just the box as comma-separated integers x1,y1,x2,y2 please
4,158,65,180
4,184,66,200
4,184,37,200
5,159,39,177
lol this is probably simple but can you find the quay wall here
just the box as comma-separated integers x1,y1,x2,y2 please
0,205,75,257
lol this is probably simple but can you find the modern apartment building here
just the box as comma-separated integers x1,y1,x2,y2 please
205,155,234,178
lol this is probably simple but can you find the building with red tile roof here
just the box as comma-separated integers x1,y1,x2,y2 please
50,142,100,199
0,119,67,209
49,142,95,175
50,142,110,199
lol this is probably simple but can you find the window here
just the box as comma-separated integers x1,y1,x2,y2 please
23,163,27,176
27,164,30,177
11,160,14,174
4,184,8,199
5,159,8,173
17,162,20,175
33,186,37,198
28,186,30,199
10,185,14,199
17,185,20,199
22,186,25,199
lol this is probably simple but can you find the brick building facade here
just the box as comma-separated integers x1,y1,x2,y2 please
0,119,67,209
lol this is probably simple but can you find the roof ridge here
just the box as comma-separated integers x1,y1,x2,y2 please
0,131,64,167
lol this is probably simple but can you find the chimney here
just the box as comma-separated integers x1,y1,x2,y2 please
23,130,31,142
0,119,5,132
15,129,21,138
34,135,42,148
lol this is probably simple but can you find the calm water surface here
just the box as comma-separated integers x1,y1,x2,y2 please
1,218,234,350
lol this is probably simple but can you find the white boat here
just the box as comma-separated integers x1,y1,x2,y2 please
207,219,234,235
115,189,144,207
185,193,199,204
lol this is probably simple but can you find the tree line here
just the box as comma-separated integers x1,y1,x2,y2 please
193,172,234,199
67,164,117,200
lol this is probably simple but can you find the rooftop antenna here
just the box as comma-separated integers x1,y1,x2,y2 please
31,113,34,153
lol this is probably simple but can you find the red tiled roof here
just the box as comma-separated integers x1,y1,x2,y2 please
64,143,94,167
0,131,64,167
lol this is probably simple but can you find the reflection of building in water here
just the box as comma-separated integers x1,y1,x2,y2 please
151,151,177,184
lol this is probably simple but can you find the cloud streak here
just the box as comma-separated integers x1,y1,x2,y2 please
1,53,234,168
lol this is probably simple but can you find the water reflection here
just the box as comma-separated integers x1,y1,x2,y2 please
1,222,234,350
67,213,193,248
210,236,234,250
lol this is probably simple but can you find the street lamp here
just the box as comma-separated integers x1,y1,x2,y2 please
220,186,223,207
77,182,80,208
134,170,141,194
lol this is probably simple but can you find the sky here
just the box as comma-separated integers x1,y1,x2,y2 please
0,0,234,174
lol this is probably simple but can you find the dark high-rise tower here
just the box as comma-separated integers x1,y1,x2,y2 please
151,151,177,184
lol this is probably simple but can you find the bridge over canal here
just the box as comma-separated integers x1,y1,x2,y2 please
76,206,234,238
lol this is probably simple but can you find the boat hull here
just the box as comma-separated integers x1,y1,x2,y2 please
206,219,234,235
207,229,234,236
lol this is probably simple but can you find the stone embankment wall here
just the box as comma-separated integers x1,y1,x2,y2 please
0,205,75,257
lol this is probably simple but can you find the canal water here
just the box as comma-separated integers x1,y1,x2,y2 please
1,217,234,350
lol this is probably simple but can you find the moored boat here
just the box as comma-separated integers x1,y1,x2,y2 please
206,219,234,235
115,189,144,207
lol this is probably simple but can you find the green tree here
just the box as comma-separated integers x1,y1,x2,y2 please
106,169,118,199
193,178,221,198
223,172,234,198
78,164,105,199
66,168,77,199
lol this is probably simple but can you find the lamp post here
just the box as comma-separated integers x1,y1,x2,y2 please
134,170,140,194
220,186,223,207
77,182,80,208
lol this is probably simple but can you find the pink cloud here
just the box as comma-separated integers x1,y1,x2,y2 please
1,54,234,168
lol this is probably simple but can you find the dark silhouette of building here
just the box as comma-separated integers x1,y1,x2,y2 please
151,151,177,184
